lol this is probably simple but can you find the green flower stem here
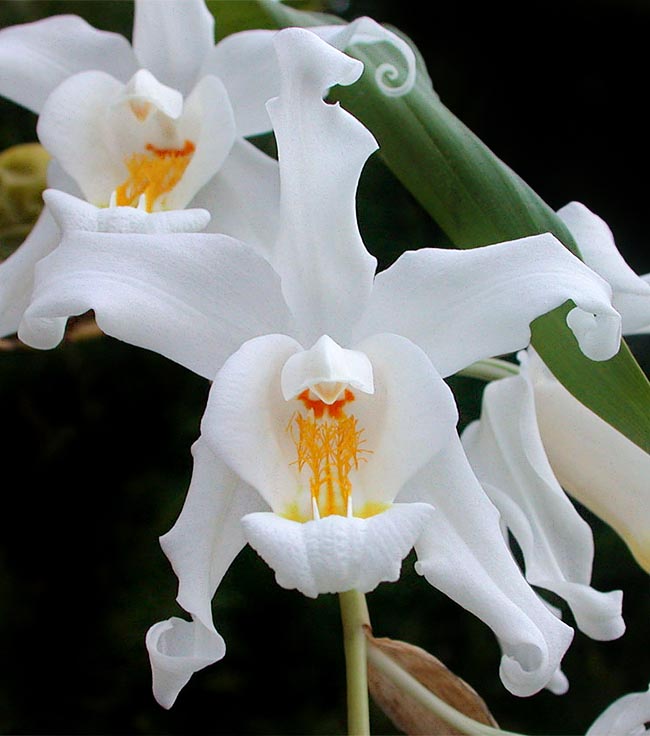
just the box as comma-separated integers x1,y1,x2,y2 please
338,590,371,736
459,358,520,382
366,644,528,736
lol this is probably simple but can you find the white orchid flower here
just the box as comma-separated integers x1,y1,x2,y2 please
463,201,650,608
16,29,624,708
586,683,650,735
0,0,416,338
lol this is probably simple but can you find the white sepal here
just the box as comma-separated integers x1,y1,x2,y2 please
145,616,225,710
242,503,435,598
586,683,650,736
462,352,625,641
356,233,621,378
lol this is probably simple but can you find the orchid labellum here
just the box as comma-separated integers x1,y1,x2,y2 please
11,25,629,709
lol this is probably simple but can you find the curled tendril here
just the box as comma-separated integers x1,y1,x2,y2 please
374,60,415,97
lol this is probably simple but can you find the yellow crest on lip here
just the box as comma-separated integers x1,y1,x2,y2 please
114,139,195,211
288,389,372,520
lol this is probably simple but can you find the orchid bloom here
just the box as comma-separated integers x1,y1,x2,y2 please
15,29,624,709
0,0,415,338
463,201,650,612
586,683,650,735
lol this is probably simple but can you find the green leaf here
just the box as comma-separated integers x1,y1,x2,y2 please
257,0,650,454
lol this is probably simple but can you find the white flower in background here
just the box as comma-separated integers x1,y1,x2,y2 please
0,0,416,337
463,201,650,623
586,683,650,735
17,29,623,709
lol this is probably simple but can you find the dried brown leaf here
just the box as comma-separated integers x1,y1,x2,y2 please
366,631,498,735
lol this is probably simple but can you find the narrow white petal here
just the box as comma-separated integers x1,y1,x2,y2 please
587,683,650,736
18,226,293,379
558,201,650,334
161,439,267,630
530,350,650,572
356,233,621,377
0,15,136,113
404,436,574,697
242,504,435,598
133,0,215,94
145,616,225,710
313,16,416,97
0,207,59,338
268,28,378,346
190,138,279,256
462,353,624,641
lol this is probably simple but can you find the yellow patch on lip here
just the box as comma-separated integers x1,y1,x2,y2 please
288,389,372,519
114,139,195,211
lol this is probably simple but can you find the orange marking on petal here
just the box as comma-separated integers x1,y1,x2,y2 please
114,139,196,211
289,389,371,519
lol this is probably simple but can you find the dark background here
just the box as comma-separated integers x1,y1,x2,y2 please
1,1,649,734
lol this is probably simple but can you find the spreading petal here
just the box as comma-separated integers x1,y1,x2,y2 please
146,438,267,709
242,504,434,598
161,439,268,631
146,616,224,710
19,192,293,379
558,201,650,334
312,16,416,97
268,28,378,345
189,138,280,256
404,435,574,697
0,206,59,338
203,18,415,138
356,233,621,377
0,15,136,113
530,350,650,572
587,683,650,736
462,352,624,641
132,0,215,95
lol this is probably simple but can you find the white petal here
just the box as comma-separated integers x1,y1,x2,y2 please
356,233,622,377
203,19,415,139
37,71,126,205
18,222,293,379
132,0,215,95
404,435,574,697
530,350,650,572
587,684,650,736
164,74,236,211
558,201,650,334
353,333,459,507
145,616,225,710
0,15,136,113
313,16,416,97
242,504,434,598
200,29,282,138
203,333,303,513
268,28,377,346
0,207,59,338
462,353,624,641
160,439,267,631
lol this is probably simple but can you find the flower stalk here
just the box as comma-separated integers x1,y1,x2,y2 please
339,590,371,736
